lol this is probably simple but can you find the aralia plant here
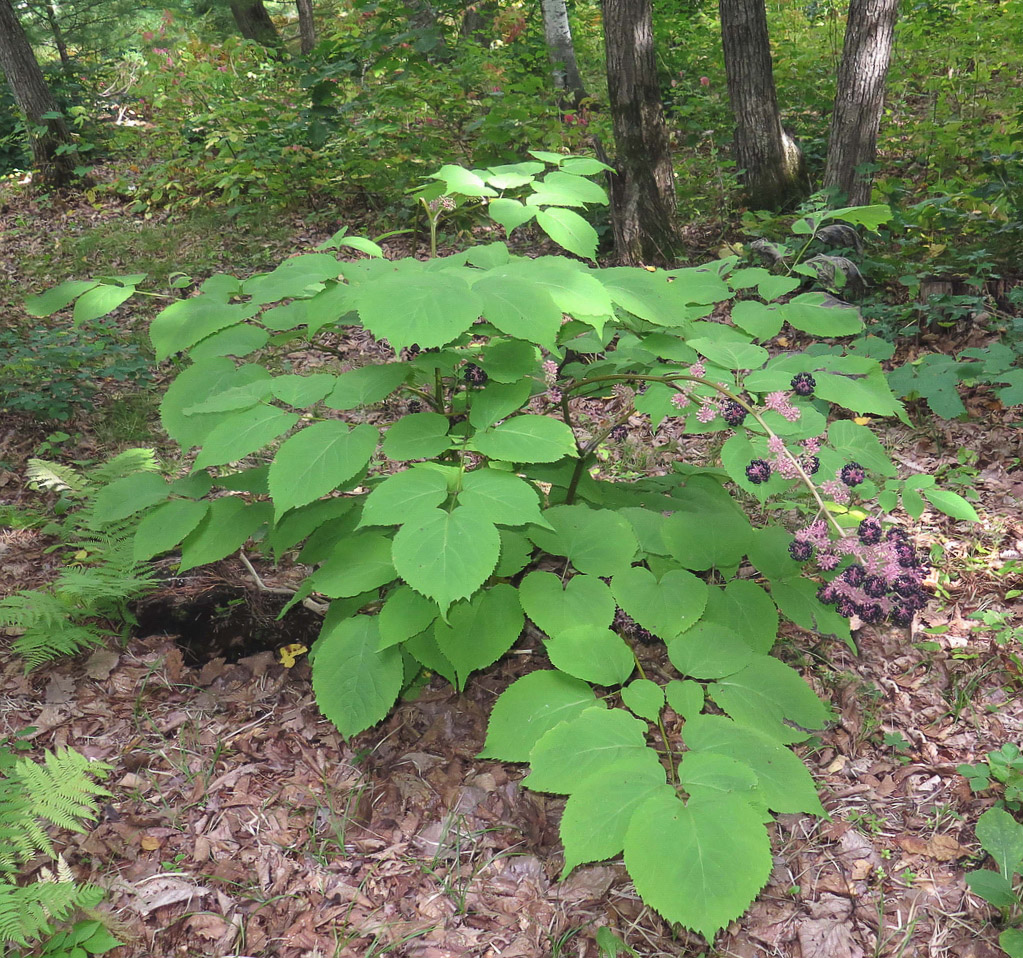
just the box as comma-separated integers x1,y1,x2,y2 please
25,153,977,943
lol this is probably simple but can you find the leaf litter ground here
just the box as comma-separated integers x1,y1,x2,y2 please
2,188,1023,957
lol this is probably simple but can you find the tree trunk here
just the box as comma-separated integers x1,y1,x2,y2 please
541,0,586,106
43,2,74,74
600,0,680,266
0,0,78,187
719,0,807,211
295,0,316,53
823,0,898,206
461,0,496,44
229,0,283,50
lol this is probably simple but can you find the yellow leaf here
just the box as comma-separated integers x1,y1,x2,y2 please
853,416,872,425
140,835,161,851
277,643,308,668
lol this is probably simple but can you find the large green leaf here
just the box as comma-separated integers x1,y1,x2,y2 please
25,279,100,317
192,406,298,471
677,752,761,808
178,497,272,573
269,421,378,519
666,678,705,718
526,505,638,576
473,275,562,352
921,486,979,522
433,583,523,688
487,197,537,235
324,364,410,410
92,472,170,524
351,270,482,351
456,469,549,528
312,613,403,738
600,268,680,327
660,478,753,571
429,164,497,197
814,366,906,419
189,324,269,360
518,570,616,637
560,753,670,876
684,714,825,814
306,532,396,597
778,293,864,336
611,567,708,641
769,576,851,639
621,679,665,721
496,257,613,323
687,336,768,371
703,580,779,654
545,626,635,686
468,379,535,430
535,207,599,260
470,415,577,464
270,373,337,408
382,412,453,460
133,499,209,561
729,301,784,340
268,498,355,559
708,655,828,743
391,506,500,613
624,791,772,940
480,339,540,383
151,298,258,360
360,467,449,528
73,284,137,324
241,252,344,304
666,623,754,678
538,171,608,205
975,807,1023,880
377,585,439,649
827,420,896,476
479,670,600,762
526,707,650,794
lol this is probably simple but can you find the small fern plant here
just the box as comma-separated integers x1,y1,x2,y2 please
0,450,160,670
0,738,116,952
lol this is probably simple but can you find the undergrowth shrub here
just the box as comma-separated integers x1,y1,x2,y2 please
0,735,116,955
27,154,979,943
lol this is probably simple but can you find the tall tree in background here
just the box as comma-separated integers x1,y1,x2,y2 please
600,0,679,265
295,0,316,53
823,0,899,205
229,0,283,49
719,0,807,210
0,0,78,186
541,0,586,106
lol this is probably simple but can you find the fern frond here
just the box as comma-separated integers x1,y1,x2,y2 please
0,590,77,631
10,621,105,671
13,750,111,835
25,460,86,495
0,876,101,946
0,778,52,872
86,448,158,486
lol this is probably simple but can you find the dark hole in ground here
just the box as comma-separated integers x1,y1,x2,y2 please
133,584,322,666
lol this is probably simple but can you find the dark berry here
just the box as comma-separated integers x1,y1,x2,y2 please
858,518,883,545
406,399,422,413
463,363,488,387
817,584,836,603
804,456,820,476
836,597,861,618
885,527,909,542
609,424,629,441
890,603,915,627
892,574,918,598
894,543,917,568
790,372,816,397
721,400,747,427
863,574,887,599
860,602,884,624
840,462,866,487
745,458,772,484
841,563,866,587
788,539,815,561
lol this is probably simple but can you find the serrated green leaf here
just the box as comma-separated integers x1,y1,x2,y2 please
73,284,136,324
666,623,754,678
133,499,209,561
704,579,779,654
527,707,650,793
827,204,891,230
473,275,562,352
378,585,439,649
312,613,403,738
495,528,533,577
271,373,337,408
471,415,577,464
92,471,170,524
429,163,498,197
480,339,539,382
25,279,100,316
184,379,272,414
192,406,299,471
769,577,851,640
665,679,704,718
433,583,523,688
468,379,534,430
560,753,669,876
778,293,864,337
621,678,665,720
684,714,825,814
545,626,635,686
708,655,828,743
729,301,785,340
624,791,772,940
1000,928,1023,958
611,566,708,641
535,207,599,260
391,506,500,613
324,364,409,410
539,170,608,205
488,197,537,234
479,670,600,761
526,505,638,576
677,752,760,807
178,497,272,572
382,412,452,460
660,477,754,571
307,532,396,597
827,420,897,476
404,628,457,685
269,498,354,559
518,570,616,637
361,467,449,528
188,324,269,360
814,365,906,420
241,253,344,304
687,336,768,370
151,298,258,360
457,468,549,528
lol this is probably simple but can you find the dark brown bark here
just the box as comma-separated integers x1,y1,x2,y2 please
229,0,283,50
43,2,73,74
0,0,78,187
295,0,316,53
823,0,899,206
600,0,680,266
719,0,807,211
461,0,496,44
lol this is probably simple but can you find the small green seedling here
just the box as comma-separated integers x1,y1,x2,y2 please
965,807,1023,957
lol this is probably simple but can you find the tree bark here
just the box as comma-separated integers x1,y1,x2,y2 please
43,2,74,74
0,0,78,186
461,0,496,44
541,0,586,106
229,0,283,50
719,0,807,211
295,0,316,53
823,0,898,206
600,0,680,266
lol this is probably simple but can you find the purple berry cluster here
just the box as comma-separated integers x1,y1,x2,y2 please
613,608,656,645
721,400,747,427
790,372,816,397
790,519,930,627
840,462,866,487
463,363,488,387
609,424,629,441
745,459,772,484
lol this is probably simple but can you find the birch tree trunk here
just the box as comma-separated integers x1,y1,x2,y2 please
541,0,586,106
823,0,899,206
719,0,807,210
0,0,78,186
601,0,680,265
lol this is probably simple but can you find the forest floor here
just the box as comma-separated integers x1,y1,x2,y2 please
2,181,1023,958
